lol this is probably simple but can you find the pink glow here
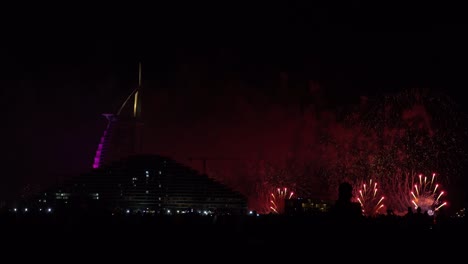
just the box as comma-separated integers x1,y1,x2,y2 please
92,114,115,169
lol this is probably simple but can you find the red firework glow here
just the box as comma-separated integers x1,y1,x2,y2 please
269,187,294,214
410,173,447,214
121,76,465,212
355,179,385,216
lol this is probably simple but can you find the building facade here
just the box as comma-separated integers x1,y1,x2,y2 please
26,155,247,215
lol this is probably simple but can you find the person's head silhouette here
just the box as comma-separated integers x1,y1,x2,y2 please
338,182,353,202
332,182,363,221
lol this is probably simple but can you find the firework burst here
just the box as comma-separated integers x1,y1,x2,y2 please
410,173,447,214
355,179,385,216
320,89,467,213
269,187,294,214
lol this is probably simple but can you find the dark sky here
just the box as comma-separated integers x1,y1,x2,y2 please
1,3,468,202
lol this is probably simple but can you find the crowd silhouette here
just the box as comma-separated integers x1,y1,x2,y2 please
0,181,462,252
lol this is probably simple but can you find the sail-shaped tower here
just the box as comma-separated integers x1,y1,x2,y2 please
92,63,144,168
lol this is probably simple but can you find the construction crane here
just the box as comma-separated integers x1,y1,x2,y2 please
187,157,243,175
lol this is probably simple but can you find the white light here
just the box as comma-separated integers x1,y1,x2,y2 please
203,210,208,215
126,209,130,213
249,210,253,215
39,208,42,211
24,208,28,212
159,171,162,175
47,208,52,212
13,208,17,212
167,210,171,214
176,210,180,213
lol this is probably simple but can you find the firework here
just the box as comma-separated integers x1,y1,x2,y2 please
180,88,465,213
355,179,385,216
320,89,466,213
410,173,447,214
269,187,294,214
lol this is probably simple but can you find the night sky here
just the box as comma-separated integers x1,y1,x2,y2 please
1,3,468,207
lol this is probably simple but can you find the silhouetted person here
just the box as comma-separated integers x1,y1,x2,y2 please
330,182,363,222
405,206,413,216
404,206,415,228
413,206,430,230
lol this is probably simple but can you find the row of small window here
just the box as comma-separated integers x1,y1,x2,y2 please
130,184,163,188
133,170,164,180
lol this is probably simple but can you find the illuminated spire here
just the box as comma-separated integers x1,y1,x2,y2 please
133,62,142,118
116,62,143,117
139,62,142,87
